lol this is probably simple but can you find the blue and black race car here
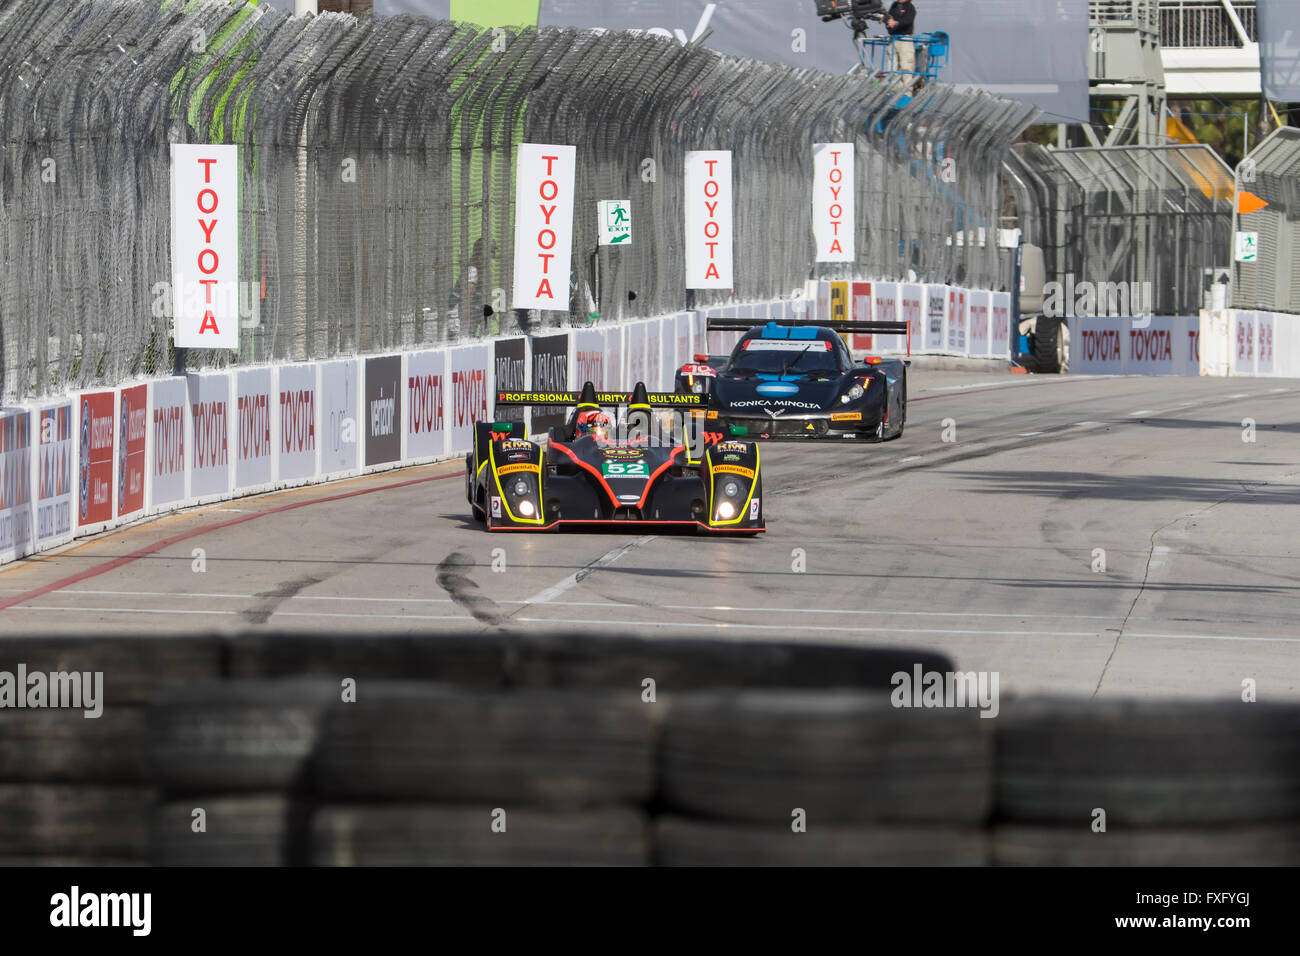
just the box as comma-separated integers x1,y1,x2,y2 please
675,318,909,441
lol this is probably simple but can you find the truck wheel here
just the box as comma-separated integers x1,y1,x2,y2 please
1034,317,1069,373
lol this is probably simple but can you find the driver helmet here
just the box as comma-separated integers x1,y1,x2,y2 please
575,409,611,441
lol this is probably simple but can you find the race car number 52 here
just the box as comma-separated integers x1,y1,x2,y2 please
602,461,649,476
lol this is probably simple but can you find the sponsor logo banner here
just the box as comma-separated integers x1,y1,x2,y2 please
925,287,946,352
901,284,923,351
36,402,73,546
171,144,238,349
1073,317,1125,373
969,292,991,356
150,379,186,508
1257,312,1275,374
573,328,607,392
850,280,873,351
406,350,446,460
278,364,318,482
513,144,576,311
813,143,854,262
685,150,733,289
530,334,569,435
873,283,904,352
364,355,402,467
78,391,116,526
744,339,831,352
831,412,862,422
947,290,967,352
187,373,231,498
117,384,147,517
0,409,33,561
991,292,1011,357
320,360,359,476
449,345,491,454
235,368,274,489
493,339,527,424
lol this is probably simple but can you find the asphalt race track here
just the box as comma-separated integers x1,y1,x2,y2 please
2,369,1297,700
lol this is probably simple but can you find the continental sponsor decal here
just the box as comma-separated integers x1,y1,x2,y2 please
830,412,863,422
712,464,755,479
495,462,540,477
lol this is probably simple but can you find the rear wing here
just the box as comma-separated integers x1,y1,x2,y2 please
495,381,705,409
706,317,908,335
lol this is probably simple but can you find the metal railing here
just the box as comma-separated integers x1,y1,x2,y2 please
0,0,1035,402
1158,1,1256,49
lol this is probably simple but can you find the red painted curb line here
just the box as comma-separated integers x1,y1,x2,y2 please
0,472,457,613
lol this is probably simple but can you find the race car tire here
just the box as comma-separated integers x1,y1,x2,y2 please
147,680,338,794
311,805,649,866
312,685,655,806
992,824,1300,867
152,794,309,866
655,817,989,866
660,690,993,824
226,632,507,685
0,707,147,784
997,698,1300,825
0,784,153,857
505,633,953,695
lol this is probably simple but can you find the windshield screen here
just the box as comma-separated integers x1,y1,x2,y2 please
727,338,842,374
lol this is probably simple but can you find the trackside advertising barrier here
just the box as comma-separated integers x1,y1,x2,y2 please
2,288,1041,566
1200,310,1300,377
1070,316,1201,376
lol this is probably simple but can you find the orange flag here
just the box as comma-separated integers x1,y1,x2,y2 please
1237,190,1268,215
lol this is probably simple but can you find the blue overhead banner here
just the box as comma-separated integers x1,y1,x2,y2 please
1258,0,1300,102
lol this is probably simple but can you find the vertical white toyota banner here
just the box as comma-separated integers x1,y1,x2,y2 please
513,144,576,311
685,150,733,289
171,144,239,349
813,143,854,262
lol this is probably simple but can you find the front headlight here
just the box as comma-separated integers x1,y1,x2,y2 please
716,501,736,520
518,499,536,517
848,383,865,401
692,381,705,394
722,479,741,498
512,478,530,497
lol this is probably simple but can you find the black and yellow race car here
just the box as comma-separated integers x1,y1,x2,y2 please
677,318,909,441
465,381,764,534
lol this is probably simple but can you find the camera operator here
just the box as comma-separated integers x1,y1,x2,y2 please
885,0,917,74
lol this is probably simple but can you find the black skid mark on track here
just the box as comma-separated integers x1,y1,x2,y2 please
436,551,507,626
242,574,323,625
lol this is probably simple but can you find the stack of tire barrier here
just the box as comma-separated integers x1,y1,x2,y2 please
993,699,1300,866
0,638,222,866
4,633,1300,865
